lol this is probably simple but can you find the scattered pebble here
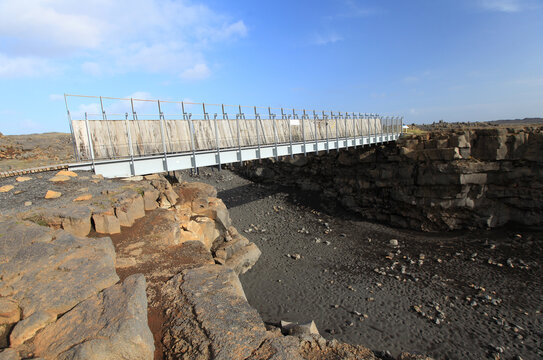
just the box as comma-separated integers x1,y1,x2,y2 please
0,185,14,193
44,190,61,199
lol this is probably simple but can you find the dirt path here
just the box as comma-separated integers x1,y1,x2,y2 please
185,167,543,360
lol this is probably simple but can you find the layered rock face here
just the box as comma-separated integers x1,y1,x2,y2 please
242,127,543,231
0,218,154,360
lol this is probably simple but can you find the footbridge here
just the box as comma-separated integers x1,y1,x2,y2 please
65,95,403,178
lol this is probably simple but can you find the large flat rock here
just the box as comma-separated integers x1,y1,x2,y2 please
0,217,54,265
162,265,268,360
0,218,118,325
30,274,154,360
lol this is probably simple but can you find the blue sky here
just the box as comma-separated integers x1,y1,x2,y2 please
1,0,542,134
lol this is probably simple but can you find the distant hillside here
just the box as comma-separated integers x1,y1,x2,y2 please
416,118,543,131
489,117,543,125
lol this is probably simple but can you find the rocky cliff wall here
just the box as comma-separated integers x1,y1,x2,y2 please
240,127,543,231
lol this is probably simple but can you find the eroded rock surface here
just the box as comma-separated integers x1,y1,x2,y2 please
0,219,118,323
242,126,543,231
162,265,268,360
30,274,153,360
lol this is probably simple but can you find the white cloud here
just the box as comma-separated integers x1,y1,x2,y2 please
81,62,102,76
313,33,343,46
49,94,64,101
0,0,247,79
478,0,526,12
403,76,419,83
0,53,57,77
181,63,211,80
70,92,157,119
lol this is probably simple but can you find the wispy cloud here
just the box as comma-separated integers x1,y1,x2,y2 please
181,63,211,80
478,0,530,12
332,0,379,18
312,33,343,46
402,70,435,84
0,0,247,79
49,94,64,101
403,76,419,83
70,92,156,118
0,54,58,77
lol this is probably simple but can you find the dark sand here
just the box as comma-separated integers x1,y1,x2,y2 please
186,167,543,360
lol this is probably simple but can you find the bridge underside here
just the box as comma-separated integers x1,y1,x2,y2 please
70,133,400,178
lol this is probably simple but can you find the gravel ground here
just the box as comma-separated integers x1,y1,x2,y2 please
1,166,542,359
0,170,130,216
183,167,543,360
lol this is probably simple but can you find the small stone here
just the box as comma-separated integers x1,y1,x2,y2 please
24,201,32,206
0,348,19,360
49,175,71,182
16,176,32,182
0,298,20,323
314,237,322,243
389,239,399,246
0,185,14,193
121,176,143,182
45,190,61,199
332,304,339,308
56,170,78,177
324,241,331,245
73,194,92,202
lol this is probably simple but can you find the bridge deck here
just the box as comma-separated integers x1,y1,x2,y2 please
65,95,402,178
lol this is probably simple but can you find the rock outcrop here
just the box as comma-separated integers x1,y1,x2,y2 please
1,172,427,360
31,274,153,360
241,126,543,231
0,216,153,359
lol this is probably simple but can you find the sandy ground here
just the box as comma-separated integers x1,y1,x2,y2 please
1,164,541,359
0,133,75,172
184,167,543,360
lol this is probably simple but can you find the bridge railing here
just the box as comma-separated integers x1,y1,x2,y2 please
65,95,403,162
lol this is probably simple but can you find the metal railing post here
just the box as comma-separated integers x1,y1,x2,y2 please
352,112,357,148
254,106,261,160
84,112,95,171
182,102,197,172
270,107,278,160
64,94,80,162
333,111,338,151
380,115,384,143
302,109,307,156
313,111,318,154
237,105,243,164
213,110,221,170
126,105,136,175
158,100,169,171
100,96,114,159
343,112,348,148
323,111,329,153
366,113,370,143
283,108,293,158
221,104,229,165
